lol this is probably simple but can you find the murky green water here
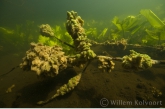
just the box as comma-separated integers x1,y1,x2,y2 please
0,0,165,108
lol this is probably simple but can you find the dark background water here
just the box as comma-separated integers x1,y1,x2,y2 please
0,0,165,27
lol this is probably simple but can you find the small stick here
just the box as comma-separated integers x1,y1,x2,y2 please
0,66,19,77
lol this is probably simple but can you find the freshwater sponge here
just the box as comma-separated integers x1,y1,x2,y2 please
20,42,67,77
39,24,54,37
98,56,115,73
122,50,152,69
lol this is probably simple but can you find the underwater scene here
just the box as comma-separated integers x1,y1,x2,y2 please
0,0,165,108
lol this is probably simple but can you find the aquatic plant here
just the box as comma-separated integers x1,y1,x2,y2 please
0,27,14,34
38,35,58,46
85,27,109,42
0,20,38,53
38,24,74,54
140,9,165,45
109,9,165,45
85,28,98,39
98,28,108,38
83,19,111,42
111,15,145,41
145,28,165,45
140,9,165,28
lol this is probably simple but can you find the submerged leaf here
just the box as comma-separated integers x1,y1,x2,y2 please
112,15,144,35
130,25,141,35
145,29,159,40
122,16,138,31
112,16,122,31
99,28,108,37
0,27,14,34
140,9,165,28
38,35,49,44
160,30,165,40
86,28,97,36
